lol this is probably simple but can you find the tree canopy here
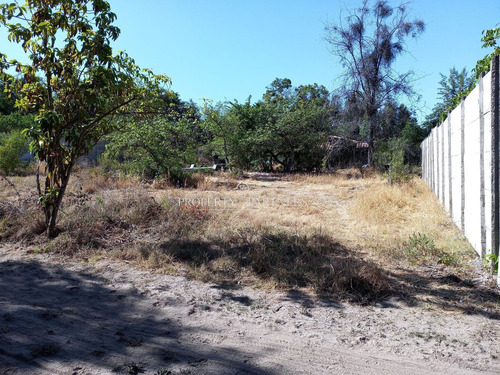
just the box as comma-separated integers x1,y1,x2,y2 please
325,0,424,166
423,67,475,130
211,79,335,172
474,26,500,79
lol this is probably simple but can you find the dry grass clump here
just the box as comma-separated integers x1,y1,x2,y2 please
76,170,141,194
164,227,391,301
351,180,418,225
347,177,476,272
0,196,45,241
289,168,375,184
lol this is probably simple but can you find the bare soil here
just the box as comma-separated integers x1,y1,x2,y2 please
0,244,499,375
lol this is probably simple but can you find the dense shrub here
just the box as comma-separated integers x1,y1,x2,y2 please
0,130,29,175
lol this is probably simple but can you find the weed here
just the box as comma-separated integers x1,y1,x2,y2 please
438,253,459,266
483,253,499,273
400,233,445,264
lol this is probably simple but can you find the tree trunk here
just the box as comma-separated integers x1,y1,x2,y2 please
40,162,73,238
222,136,231,171
367,111,376,167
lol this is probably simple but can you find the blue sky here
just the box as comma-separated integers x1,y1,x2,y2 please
106,0,500,122
2,1,500,122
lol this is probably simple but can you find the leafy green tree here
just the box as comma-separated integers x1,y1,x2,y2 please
0,0,169,237
374,102,424,167
201,100,234,167
258,79,333,172
423,67,475,131
0,80,35,133
225,79,334,172
325,0,424,166
375,101,414,140
474,26,500,78
0,130,29,175
224,98,270,171
399,119,426,165
105,93,200,181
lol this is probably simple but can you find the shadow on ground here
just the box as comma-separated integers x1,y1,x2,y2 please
160,232,500,319
160,232,391,304
385,267,500,319
0,259,275,374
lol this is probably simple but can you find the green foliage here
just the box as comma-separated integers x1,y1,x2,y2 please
220,79,334,172
0,112,35,133
201,99,233,167
400,120,427,165
483,253,499,274
0,130,29,174
437,67,475,110
0,0,170,237
105,117,198,182
0,83,15,115
375,140,411,184
473,26,500,79
390,149,411,184
403,233,443,263
438,253,459,266
374,110,425,182
374,102,425,167
407,233,436,254
423,67,475,130
104,92,200,182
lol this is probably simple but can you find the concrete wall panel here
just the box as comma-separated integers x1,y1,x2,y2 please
421,67,497,266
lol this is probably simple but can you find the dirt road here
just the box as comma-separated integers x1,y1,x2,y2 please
0,245,499,375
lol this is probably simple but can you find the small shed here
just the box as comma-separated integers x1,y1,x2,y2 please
324,135,368,169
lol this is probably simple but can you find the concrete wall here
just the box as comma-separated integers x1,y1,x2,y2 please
421,55,500,283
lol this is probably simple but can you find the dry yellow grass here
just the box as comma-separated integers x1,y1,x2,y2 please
0,168,486,303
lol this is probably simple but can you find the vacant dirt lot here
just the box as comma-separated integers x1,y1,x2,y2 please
0,172,499,374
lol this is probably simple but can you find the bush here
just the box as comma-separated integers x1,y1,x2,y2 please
390,149,412,184
374,138,412,184
0,130,29,175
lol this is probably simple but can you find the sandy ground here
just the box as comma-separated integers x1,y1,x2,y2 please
0,244,499,375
